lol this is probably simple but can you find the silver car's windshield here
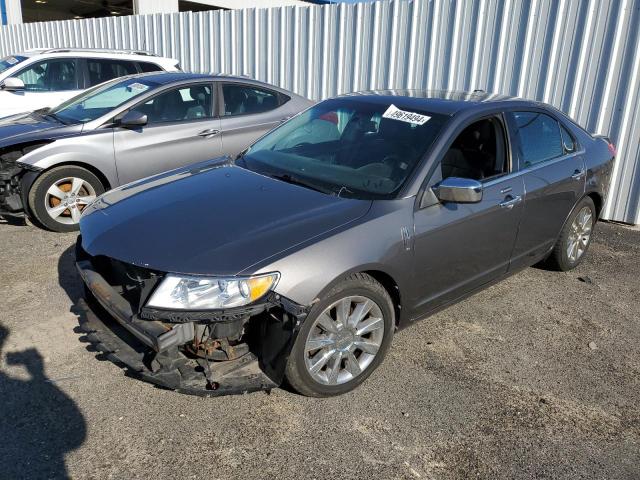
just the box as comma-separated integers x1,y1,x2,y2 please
51,77,159,124
0,55,27,74
240,98,448,199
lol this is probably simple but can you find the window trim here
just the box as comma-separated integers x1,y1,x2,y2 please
217,81,286,118
13,57,81,92
124,81,217,126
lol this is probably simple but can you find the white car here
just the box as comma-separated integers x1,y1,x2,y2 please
0,48,180,118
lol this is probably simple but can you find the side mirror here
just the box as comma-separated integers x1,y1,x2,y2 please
1,77,25,92
118,110,147,128
435,177,483,203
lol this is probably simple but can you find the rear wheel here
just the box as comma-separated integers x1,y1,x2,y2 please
28,166,104,233
285,273,395,397
547,196,596,271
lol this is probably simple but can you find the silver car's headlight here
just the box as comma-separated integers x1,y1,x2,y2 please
146,273,279,310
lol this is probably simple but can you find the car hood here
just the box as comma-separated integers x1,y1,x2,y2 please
80,160,372,276
0,111,79,148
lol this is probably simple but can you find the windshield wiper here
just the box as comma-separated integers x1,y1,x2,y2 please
268,173,335,195
42,111,68,125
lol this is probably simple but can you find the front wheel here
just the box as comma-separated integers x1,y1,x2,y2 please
28,166,104,233
285,273,395,397
547,196,596,271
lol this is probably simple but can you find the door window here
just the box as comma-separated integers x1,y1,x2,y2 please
221,84,284,116
511,112,563,167
431,117,509,185
16,59,78,91
138,84,213,124
86,59,138,87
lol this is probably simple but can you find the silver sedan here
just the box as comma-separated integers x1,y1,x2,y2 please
0,72,313,231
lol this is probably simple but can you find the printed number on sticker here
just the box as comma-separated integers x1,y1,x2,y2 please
382,104,430,125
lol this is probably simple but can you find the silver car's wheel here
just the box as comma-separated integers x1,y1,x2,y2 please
28,165,105,232
304,295,385,386
44,177,97,226
566,206,593,263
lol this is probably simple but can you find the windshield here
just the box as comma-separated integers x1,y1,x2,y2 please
50,77,158,124
0,55,27,74
239,98,448,199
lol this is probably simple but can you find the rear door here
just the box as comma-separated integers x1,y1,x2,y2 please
506,110,586,269
217,82,291,156
113,82,222,184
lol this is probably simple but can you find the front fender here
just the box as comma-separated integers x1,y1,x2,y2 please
18,130,118,188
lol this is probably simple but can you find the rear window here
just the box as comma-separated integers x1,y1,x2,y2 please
511,112,563,166
222,83,285,116
138,62,163,73
86,59,138,87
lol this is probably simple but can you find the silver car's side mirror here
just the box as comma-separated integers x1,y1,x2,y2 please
435,177,483,203
1,77,25,92
118,110,148,128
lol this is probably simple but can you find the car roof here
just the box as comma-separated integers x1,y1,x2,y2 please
125,71,297,92
339,89,534,115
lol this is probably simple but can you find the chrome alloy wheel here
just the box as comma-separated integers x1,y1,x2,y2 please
44,177,97,225
304,295,385,386
567,206,593,263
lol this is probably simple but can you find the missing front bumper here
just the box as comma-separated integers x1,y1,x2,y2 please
75,259,306,396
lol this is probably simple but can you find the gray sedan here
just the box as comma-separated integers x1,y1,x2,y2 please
76,90,615,397
0,72,312,231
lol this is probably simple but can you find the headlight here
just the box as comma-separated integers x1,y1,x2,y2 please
146,273,279,310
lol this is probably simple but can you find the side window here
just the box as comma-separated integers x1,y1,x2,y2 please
137,84,213,124
86,59,138,87
138,62,163,73
16,59,78,91
560,123,576,154
511,112,563,167
221,84,283,116
433,117,508,185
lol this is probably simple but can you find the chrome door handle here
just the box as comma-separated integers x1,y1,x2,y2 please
571,169,586,180
499,195,522,209
279,116,293,122
198,129,220,137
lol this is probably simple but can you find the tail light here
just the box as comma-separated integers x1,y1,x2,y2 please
608,142,617,157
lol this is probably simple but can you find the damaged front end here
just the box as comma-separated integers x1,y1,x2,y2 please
74,238,309,396
0,145,43,217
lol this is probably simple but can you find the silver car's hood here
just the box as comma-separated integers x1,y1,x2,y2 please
80,160,372,276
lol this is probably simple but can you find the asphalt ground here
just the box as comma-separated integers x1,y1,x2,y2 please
0,218,638,479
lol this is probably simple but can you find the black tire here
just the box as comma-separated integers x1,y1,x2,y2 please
28,165,105,233
285,273,395,397
546,196,597,271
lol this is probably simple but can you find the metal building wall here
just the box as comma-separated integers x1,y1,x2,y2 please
0,0,638,223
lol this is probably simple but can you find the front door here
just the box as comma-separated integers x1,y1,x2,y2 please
505,110,586,268
6,58,82,115
114,83,223,184
411,115,525,316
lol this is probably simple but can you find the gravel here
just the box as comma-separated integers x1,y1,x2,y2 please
0,218,638,480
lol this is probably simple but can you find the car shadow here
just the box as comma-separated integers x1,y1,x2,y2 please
0,324,87,479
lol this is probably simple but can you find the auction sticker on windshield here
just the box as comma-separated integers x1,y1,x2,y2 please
128,82,149,92
382,104,430,125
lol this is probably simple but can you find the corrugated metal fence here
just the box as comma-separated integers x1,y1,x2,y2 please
0,0,638,223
